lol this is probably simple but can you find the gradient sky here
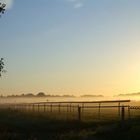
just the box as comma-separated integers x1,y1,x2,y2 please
0,0,140,96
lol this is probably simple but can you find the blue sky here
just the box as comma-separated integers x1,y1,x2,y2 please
1,0,140,96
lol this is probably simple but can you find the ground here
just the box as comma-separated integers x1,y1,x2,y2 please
0,109,139,140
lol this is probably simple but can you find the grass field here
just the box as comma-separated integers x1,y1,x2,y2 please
0,109,139,140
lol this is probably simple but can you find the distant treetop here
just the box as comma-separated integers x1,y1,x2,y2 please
37,92,46,97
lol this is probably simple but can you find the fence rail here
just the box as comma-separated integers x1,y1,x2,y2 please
0,100,132,122
129,106,140,110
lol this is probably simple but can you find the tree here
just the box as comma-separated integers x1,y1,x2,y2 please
0,58,5,77
37,92,46,97
0,3,6,17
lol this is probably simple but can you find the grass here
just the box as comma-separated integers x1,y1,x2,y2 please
0,109,139,139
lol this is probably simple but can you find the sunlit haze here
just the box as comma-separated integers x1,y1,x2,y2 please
1,0,140,96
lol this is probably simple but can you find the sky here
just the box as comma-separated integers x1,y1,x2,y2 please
0,0,140,96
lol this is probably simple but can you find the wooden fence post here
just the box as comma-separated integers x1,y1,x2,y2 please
78,105,81,121
32,104,34,112
15,104,17,110
66,104,69,120
67,104,69,113
98,103,101,119
82,103,84,114
50,104,52,113
128,106,131,119
121,105,125,122
44,104,46,112
121,105,125,128
38,104,40,112
69,103,72,113
118,102,120,117
24,104,26,112
58,103,61,114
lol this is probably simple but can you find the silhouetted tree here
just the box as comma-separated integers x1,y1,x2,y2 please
0,58,5,77
37,92,46,97
0,3,6,17
25,93,34,97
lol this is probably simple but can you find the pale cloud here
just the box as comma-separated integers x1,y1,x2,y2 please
74,3,83,8
67,0,77,2
66,0,85,9
0,0,14,9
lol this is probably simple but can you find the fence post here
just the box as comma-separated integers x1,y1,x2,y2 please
78,105,81,121
32,104,34,112
98,103,101,119
22,104,24,112
67,104,69,113
128,105,131,119
58,103,61,114
50,104,52,113
14,104,16,111
38,104,40,112
24,104,26,112
44,104,46,112
69,103,72,113
118,102,120,117
82,103,84,114
121,105,125,122
66,104,69,120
